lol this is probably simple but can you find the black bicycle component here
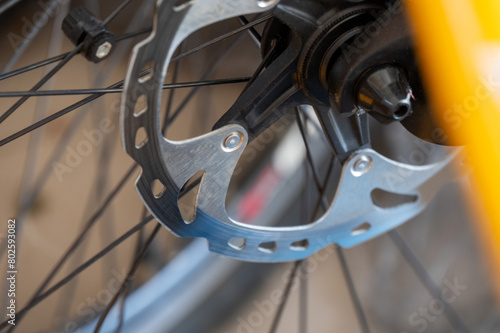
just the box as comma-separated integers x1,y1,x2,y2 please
326,6,414,115
324,6,449,144
62,6,115,63
213,0,452,160
355,65,413,124
214,1,386,162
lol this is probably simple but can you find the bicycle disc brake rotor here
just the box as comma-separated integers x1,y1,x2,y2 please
121,0,460,262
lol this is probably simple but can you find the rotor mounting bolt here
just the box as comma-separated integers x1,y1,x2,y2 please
222,132,244,152
351,155,373,177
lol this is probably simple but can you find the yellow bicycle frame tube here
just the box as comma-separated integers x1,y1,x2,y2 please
404,0,500,295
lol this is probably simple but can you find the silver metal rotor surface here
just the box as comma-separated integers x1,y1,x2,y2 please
121,0,460,262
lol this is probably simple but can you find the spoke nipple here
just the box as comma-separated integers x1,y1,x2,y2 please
222,132,244,152
351,155,372,177
62,6,115,63
96,41,113,59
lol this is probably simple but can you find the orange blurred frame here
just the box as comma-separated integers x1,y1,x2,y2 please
404,0,500,295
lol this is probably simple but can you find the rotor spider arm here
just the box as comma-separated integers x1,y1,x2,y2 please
212,34,305,142
313,105,370,163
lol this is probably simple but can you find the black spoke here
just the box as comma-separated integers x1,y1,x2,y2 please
167,33,247,125
162,42,185,135
0,28,152,83
53,137,115,327
170,14,272,63
269,261,301,333
388,230,471,333
336,246,371,333
1,164,139,329
115,207,148,333
94,110,120,286
308,155,335,221
0,77,250,97
0,44,82,125
0,53,68,82
12,19,145,230
238,15,262,45
94,223,161,333
102,0,135,26
1,0,61,74
115,26,152,42
0,214,154,331
295,109,329,211
0,69,133,148
296,108,370,332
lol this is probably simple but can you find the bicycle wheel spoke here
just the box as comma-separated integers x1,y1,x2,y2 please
238,15,262,46
295,109,329,211
115,207,148,333
8,0,69,237
94,223,161,333
297,108,371,332
0,214,154,331
0,27,152,83
167,33,247,125
0,53,68,82
94,112,120,286
1,0,60,74
115,26,152,42
0,74,128,148
336,247,370,333
162,42,185,134
388,229,471,333
102,0,135,26
0,4,70,319
268,261,301,333
1,164,139,329
14,22,146,223
170,14,272,63
53,160,113,327
0,77,250,97
52,108,120,329
0,44,82,125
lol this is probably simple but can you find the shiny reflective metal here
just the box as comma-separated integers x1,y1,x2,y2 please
356,66,413,123
222,132,244,152
96,41,113,59
121,0,459,262
351,155,372,177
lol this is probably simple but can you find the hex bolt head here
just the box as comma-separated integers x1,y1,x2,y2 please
62,7,116,63
96,41,113,59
